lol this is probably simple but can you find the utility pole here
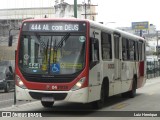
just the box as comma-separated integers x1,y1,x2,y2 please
84,3,87,19
81,3,98,20
74,0,77,18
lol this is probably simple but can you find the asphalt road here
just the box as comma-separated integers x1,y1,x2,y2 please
0,77,160,119
0,89,32,109
0,90,14,108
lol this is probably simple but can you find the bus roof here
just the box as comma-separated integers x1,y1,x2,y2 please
88,19,145,41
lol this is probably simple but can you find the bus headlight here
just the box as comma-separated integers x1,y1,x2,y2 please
15,75,27,89
71,77,86,91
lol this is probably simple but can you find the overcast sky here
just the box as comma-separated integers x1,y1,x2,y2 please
1,0,160,29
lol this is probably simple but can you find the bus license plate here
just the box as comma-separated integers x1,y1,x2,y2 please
41,97,54,102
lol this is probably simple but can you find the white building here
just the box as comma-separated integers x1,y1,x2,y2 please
54,2,97,20
0,1,97,60
0,7,55,20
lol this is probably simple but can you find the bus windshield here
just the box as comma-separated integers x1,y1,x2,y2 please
18,32,86,75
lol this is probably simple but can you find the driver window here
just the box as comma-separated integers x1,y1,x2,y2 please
90,38,99,62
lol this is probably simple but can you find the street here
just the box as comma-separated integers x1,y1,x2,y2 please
0,90,32,109
0,90,14,108
0,77,160,119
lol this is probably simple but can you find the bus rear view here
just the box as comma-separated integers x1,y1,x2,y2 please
16,19,89,107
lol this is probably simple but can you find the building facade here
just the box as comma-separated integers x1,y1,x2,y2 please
54,2,97,20
0,1,97,61
0,1,97,45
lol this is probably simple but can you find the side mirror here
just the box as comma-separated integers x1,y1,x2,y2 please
8,35,13,47
6,72,12,80
9,66,13,73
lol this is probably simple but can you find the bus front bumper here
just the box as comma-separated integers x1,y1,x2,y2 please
16,86,89,103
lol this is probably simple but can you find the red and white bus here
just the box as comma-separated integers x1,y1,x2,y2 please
12,18,146,108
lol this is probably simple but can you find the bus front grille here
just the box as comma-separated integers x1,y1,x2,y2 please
29,92,67,100
22,74,76,83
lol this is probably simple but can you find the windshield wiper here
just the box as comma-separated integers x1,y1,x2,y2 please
55,33,70,50
48,38,53,74
46,33,70,74
46,39,49,63
52,39,57,63
52,33,70,63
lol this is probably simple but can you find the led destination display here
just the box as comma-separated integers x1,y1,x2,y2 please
22,22,87,32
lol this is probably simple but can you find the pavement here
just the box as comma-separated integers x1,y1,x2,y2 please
0,77,159,112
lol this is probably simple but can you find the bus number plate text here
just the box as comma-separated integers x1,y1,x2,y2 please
41,97,54,102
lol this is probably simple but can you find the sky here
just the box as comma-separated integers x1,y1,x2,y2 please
0,0,160,29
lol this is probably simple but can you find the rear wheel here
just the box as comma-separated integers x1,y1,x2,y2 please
41,101,54,108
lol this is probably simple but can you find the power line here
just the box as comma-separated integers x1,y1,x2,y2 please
81,3,98,20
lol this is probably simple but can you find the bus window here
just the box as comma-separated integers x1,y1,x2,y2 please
134,41,138,61
19,33,86,75
101,32,112,60
122,38,128,60
114,35,119,59
128,40,135,60
90,37,99,64
138,42,143,61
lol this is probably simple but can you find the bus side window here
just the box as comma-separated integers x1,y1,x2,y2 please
128,40,135,60
114,35,119,59
134,41,138,61
89,37,99,68
122,38,128,60
138,42,143,61
101,32,112,60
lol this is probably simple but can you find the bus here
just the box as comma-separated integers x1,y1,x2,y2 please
10,18,146,109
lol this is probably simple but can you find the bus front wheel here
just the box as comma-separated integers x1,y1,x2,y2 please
92,81,108,109
121,77,137,98
41,101,54,108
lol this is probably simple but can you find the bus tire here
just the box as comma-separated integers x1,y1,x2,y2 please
92,80,108,109
41,101,54,108
121,77,137,98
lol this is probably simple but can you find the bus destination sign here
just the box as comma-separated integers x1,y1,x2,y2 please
22,22,86,32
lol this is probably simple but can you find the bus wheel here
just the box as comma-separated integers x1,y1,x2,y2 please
122,78,137,98
41,101,54,108
92,82,107,109
4,83,10,93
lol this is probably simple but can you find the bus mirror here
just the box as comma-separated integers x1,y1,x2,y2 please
9,66,13,74
8,35,13,47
